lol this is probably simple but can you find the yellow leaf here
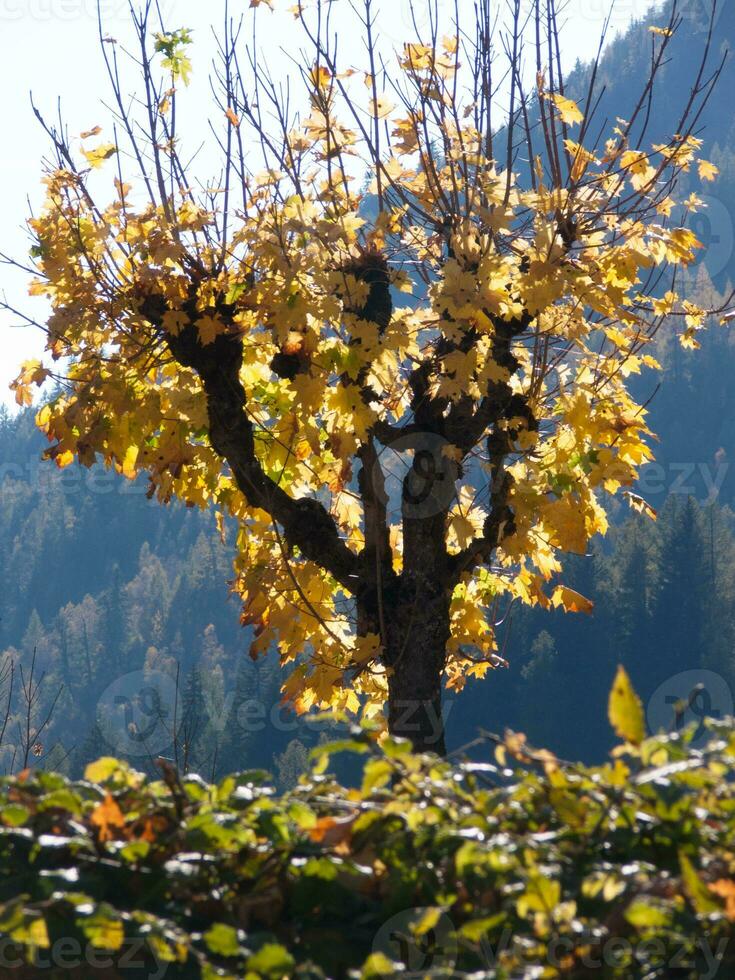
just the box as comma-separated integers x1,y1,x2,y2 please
623,491,657,521
551,94,583,126
54,450,75,469
85,758,123,782
351,633,381,666
608,665,645,745
698,159,719,182
401,43,434,71
551,586,594,614
372,97,394,119
310,65,332,89
82,143,118,169
36,404,52,430
197,315,222,345
122,445,139,480
162,310,189,336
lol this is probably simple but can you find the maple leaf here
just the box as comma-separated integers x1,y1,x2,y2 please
551,586,594,614
551,94,583,126
82,143,117,169
623,491,657,521
197,315,223,345
698,159,719,182
91,793,126,842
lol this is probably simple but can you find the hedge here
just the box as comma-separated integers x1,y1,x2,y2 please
0,673,734,978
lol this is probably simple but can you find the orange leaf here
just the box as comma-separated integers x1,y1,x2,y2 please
91,793,125,842
309,814,356,849
709,879,735,921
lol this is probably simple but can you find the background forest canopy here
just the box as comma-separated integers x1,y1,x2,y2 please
2,0,735,778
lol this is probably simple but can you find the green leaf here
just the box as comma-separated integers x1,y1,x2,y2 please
39,789,83,815
459,914,506,941
309,738,370,761
153,29,193,85
414,907,442,936
246,942,295,977
680,854,721,916
79,907,124,950
204,923,240,957
1,804,30,827
361,758,393,793
287,801,317,831
360,952,396,979
119,840,150,862
225,281,247,305
517,874,561,918
625,897,672,929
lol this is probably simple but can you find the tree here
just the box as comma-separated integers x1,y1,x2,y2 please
9,0,732,753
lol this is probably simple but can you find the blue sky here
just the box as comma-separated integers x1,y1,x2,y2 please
0,0,659,409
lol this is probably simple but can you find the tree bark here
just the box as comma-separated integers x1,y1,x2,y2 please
383,583,451,755
382,454,455,755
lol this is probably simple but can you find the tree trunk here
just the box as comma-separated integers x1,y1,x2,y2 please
382,467,454,754
384,583,450,755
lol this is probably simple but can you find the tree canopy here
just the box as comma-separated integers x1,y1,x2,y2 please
10,0,732,750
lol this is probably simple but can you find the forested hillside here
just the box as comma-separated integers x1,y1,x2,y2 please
3,403,735,772
3,0,735,775
567,1,735,492
0,410,319,781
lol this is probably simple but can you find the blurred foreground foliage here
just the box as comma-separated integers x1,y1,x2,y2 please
0,670,734,979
